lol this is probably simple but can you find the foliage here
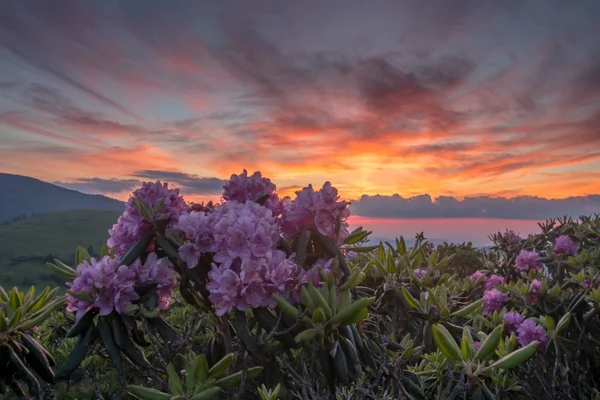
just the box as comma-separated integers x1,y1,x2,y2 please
2,171,600,400
0,210,121,290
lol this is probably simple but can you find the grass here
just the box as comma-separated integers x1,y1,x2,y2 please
0,209,122,290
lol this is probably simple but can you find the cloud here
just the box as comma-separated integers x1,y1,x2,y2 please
0,0,600,200
131,170,227,195
350,194,600,220
54,177,142,194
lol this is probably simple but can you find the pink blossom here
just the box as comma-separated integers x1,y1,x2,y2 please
503,311,525,333
515,249,542,272
469,270,486,282
517,319,548,351
483,289,510,315
222,169,283,216
280,182,351,244
484,274,504,290
107,181,189,257
553,235,578,257
413,269,427,280
65,253,176,319
502,229,522,247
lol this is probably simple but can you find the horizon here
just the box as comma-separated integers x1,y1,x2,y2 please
1,0,600,206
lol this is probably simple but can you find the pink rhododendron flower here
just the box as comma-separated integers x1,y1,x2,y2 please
483,289,510,315
65,253,176,320
279,182,351,244
503,311,525,333
222,170,283,216
530,279,542,295
413,269,427,280
553,235,578,257
210,201,280,266
206,251,298,316
107,181,189,257
484,274,504,290
502,229,522,247
470,270,486,282
515,249,542,272
176,210,213,268
517,318,549,351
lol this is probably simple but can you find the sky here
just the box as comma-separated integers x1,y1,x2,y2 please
1,0,600,221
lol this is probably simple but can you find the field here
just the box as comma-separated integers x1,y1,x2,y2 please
0,210,122,289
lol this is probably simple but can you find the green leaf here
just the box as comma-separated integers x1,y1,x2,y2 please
450,299,484,318
399,287,420,311
126,385,171,400
431,323,462,361
461,327,477,360
474,325,503,361
487,341,539,370
75,245,91,265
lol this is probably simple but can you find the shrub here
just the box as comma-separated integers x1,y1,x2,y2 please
2,170,600,399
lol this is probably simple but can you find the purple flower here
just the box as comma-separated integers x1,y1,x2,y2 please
515,249,542,272
427,242,436,251
413,269,427,280
222,170,283,216
553,235,578,257
484,274,504,290
517,319,548,351
211,201,280,266
470,270,486,282
483,289,510,315
503,311,525,333
502,229,522,247
530,279,542,295
206,250,300,316
474,341,482,350
107,181,189,258
346,251,358,261
65,252,176,319
280,182,351,244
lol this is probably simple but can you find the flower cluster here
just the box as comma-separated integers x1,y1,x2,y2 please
484,274,505,290
107,181,189,257
503,229,522,247
413,269,427,280
222,169,284,216
206,251,297,316
483,288,510,315
469,271,505,290
177,200,297,316
470,270,486,282
211,201,281,265
553,235,578,257
503,311,525,333
515,249,542,272
279,182,351,244
65,254,176,320
517,319,549,351
177,210,214,268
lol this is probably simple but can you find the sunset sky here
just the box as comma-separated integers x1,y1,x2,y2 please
1,0,600,211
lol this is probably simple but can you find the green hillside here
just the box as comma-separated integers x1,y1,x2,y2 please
0,209,122,290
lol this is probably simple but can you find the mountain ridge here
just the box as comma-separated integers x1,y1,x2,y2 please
0,173,125,223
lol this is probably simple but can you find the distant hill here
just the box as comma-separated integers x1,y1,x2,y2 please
0,209,123,290
0,173,125,223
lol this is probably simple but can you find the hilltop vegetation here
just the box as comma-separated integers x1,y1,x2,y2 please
0,210,122,289
0,173,124,224
2,173,600,400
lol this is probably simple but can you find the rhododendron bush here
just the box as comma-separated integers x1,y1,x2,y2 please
2,171,600,399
